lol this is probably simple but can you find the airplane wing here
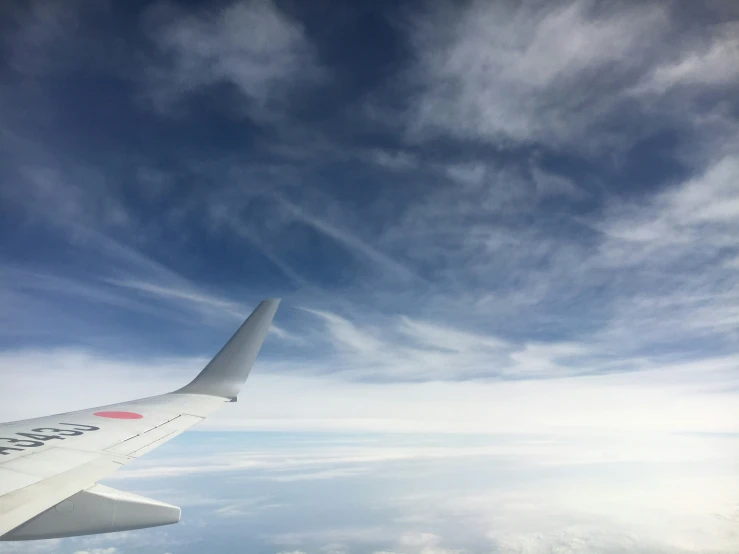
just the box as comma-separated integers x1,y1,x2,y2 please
0,298,280,541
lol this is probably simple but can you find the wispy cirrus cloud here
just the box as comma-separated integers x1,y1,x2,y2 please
143,0,324,115
0,1,95,75
301,308,605,381
592,153,739,346
397,0,739,159
403,0,667,149
634,21,739,95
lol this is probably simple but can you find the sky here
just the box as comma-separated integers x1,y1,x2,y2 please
0,0,738,552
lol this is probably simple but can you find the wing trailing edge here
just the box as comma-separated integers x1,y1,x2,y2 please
2,484,180,541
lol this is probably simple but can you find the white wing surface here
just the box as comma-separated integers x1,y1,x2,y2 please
0,298,280,541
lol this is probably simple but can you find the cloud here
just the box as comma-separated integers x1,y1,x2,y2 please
2,324,738,436
299,308,676,382
68,429,738,554
396,0,739,160
369,149,419,172
0,538,62,554
4,163,131,237
403,0,667,149
399,532,440,548
168,423,736,553
0,1,98,76
382,470,739,553
4,0,733,392
487,528,683,554
143,0,323,114
273,196,419,284
383,532,463,554
107,278,253,322
270,527,394,547
359,141,739,370
262,466,373,483
0,154,300,343
213,496,283,517
635,22,739,94
110,427,739,483
593,152,739,346
0,348,197,422
600,155,739,250
0,260,291,346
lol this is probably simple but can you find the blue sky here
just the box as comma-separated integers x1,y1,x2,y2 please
0,0,738,553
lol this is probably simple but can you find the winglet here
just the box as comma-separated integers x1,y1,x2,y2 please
175,298,280,399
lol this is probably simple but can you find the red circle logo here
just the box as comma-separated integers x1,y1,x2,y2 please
93,411,143,419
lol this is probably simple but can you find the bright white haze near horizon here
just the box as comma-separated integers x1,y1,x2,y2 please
0,0,738,553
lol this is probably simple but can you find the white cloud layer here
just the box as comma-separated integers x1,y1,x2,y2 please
2,348,737,436
105,430,737,553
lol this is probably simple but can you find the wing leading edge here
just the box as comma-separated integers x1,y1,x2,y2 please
175,298,280,399
0,298,280,541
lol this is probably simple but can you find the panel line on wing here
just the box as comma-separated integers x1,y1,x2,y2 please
105,415,203,457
